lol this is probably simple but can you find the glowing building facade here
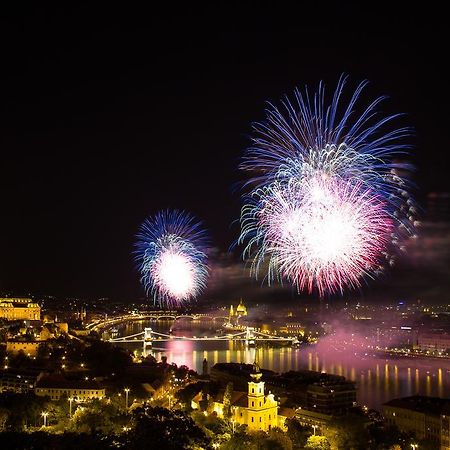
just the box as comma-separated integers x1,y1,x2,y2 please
212,362,291,432
0,298,40,321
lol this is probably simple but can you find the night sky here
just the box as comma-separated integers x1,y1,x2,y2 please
1,5,449,300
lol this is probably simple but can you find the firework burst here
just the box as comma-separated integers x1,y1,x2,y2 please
242,175,393,296
239,76,418,296
135,210,209,307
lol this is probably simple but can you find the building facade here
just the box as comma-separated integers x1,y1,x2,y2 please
0,298,41,321
417,333,450,353
306,380,357,415
35,376,105,401
0,368,44,393
6,340,41,357
383,396,450,448
211,362,292,432
442,413,450,450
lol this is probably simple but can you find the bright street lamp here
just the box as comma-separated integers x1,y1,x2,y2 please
124,388,130,409
41,411,48,427
312,424,318,436
411,445,418,450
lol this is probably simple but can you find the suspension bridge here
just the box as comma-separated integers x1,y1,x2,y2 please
87,312,229,332
108,326,299,353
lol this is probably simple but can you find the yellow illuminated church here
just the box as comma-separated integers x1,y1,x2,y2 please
212,362,292,431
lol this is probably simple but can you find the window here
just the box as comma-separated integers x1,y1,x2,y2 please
259,402,261,407
251,417,254,423
259,417,262,422
252,401,254,407
269,415,271,419
252,388,254,393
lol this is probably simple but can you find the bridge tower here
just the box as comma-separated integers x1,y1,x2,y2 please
143,327,153,357
245,327,255,347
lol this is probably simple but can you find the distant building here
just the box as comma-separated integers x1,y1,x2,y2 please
0,298,40,321
228,300,248,324
279,322,305,336
210,361,293,432
443,413,450,450
306,380,357,415
6,340,41,357
383,396,450,448
35,375,105,401
0,368,45,393
417,333,450,353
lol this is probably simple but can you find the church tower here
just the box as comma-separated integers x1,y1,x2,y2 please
229,304,234,320
248,360,265,408
245,360,279,431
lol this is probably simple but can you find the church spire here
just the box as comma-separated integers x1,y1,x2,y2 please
250,354,262,381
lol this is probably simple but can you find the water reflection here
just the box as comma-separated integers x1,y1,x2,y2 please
106,319,450,410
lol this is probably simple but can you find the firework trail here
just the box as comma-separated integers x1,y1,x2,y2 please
239,75,418,296
135,210,209,307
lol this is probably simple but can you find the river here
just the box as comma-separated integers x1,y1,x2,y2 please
103,318,450,411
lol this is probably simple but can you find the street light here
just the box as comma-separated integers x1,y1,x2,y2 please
124,388,130,409
312,424,318,436
68,397,74,417
411,445,418,450
41,411,48,427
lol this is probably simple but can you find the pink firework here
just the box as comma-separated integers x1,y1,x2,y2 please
150,246,197,302
254,175,393,296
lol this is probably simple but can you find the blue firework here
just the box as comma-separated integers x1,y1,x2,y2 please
135,210,209,307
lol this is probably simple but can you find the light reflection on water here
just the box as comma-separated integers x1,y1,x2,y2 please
106,319,450,410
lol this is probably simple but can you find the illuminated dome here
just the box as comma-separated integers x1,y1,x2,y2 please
236,300,247,316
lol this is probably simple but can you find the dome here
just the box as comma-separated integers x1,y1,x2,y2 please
236,300,247,315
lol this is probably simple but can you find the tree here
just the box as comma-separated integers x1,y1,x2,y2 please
124,406,209,450
323,414,370,449
305,435,331,450
84,341,131,376
220,431,258,450
266,428,293,450
68,399,127,434
223,382,233,418
0,393,49,431
0,408,9,431
285,418,311,449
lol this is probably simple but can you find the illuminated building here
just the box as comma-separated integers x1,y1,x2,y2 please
0,298,40,321
383,396,450,447
0,368,44,393
210,362,293,431
417,333,450,353
229,300,247,320
35,375,105,401
6,340,41,357
227,299,248,327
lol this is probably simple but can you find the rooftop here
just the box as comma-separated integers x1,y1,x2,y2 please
383,396,450,416
36,375,103,390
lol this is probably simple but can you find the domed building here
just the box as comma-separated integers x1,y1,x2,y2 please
236,300,247,317
227,300,248,326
